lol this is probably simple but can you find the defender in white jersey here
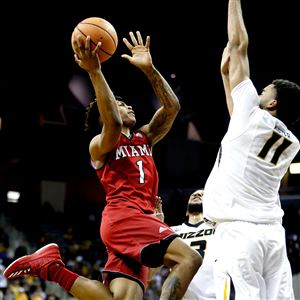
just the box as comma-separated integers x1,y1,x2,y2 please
203,1,300,299
171,189,216,300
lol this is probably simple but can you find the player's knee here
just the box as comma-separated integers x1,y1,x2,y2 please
179,249,202,277
176,248,202,273
164,244,202,275
188,249,202,272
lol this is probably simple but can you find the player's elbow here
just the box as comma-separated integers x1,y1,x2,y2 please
171,100,181,115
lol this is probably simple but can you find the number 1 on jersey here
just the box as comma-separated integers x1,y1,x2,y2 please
136,160,145,183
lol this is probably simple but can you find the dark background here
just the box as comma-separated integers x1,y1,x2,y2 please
0,0,300,226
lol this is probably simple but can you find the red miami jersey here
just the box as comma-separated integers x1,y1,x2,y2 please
95,130,158,212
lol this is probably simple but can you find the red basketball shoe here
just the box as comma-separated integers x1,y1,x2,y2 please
3,243,64,280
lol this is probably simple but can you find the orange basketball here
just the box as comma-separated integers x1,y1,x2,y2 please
71,17,118,63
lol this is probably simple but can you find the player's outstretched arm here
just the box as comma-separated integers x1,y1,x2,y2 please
227,0,250,90
122,31,180,146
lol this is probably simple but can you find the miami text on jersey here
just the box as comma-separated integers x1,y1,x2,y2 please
116,144,152,160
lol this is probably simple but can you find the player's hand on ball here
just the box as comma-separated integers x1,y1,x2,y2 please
73,35,102,73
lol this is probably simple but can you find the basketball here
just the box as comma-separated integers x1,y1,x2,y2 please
71,17,118,63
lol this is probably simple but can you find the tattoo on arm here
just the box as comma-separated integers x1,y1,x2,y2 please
146,69,180,143
149,69,178,111
160,276,181,300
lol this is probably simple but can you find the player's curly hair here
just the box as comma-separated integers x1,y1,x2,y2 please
84,95,123,137
272,79,300,127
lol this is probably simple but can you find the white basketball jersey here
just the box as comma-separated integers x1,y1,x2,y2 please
171,221,216,300
204,79,300,224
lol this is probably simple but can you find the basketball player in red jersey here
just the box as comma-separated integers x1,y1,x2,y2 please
3,31,202,300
